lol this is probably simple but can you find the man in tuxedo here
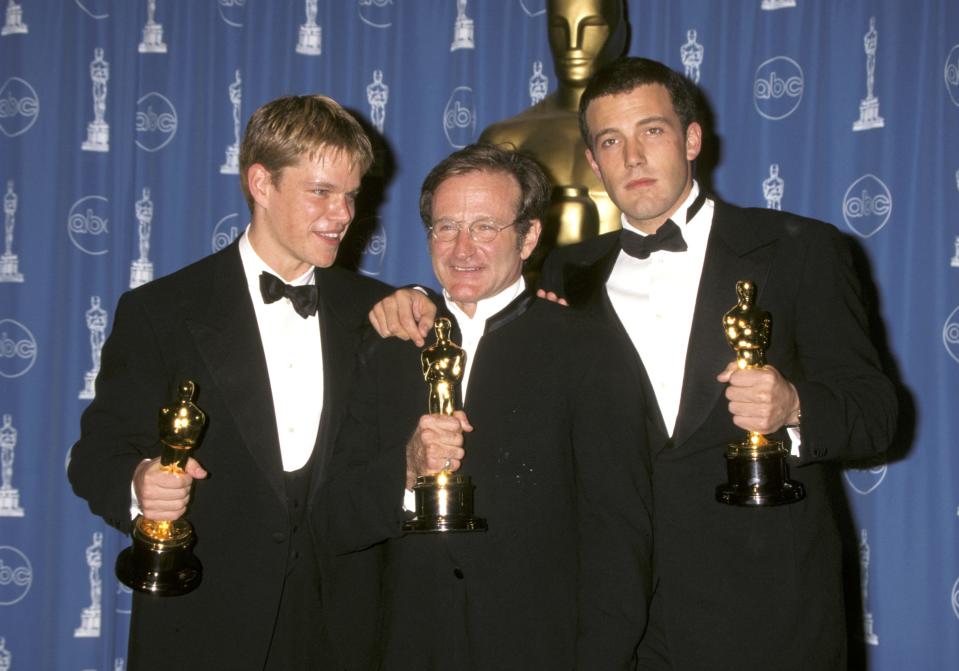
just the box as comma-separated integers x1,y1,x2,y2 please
68,95,398,670
537,57,897,669
326,143,653,670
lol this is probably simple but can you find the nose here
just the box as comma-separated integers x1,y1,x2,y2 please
328,194,353,224
451,227,476,257
623,138,645,168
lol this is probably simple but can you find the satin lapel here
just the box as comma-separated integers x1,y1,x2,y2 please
672,203,776,449
311,271,358,489
568,240,670,441
186,246,286,506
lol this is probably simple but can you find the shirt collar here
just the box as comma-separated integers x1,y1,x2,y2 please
239,224,315,297
443,275,527,330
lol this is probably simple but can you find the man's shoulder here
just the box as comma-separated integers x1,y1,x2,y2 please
545,230,620,265
318,265,394,319
121,244,236,310
718,200,839,238
524,296,621,344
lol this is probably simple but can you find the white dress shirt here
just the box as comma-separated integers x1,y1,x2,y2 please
606,183,712,437
239,227,324,472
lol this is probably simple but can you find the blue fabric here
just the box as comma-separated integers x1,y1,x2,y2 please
0,1,956,669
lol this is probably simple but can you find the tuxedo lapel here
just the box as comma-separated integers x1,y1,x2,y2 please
186,244,287,506
566,238,670,440
672,203,776,449
311,270,361,489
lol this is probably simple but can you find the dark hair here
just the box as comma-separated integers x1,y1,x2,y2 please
419,143,551,245
578,57,700,148
239,95,373,213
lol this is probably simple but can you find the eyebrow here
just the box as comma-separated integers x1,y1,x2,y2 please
594,115,674,139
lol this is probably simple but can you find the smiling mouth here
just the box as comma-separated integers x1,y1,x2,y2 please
313,230,344,243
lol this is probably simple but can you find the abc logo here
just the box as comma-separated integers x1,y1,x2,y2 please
753,57,804,120
952,577,959,621
358,217,387,278
217,0,245,28
842,174,892,238
357,0,394,28
74,0,110,20
135,92,178,152
211,213,240,253
0,77,40,138
943,306,959,365
67,195,111,256
843,461,887,495
945,45,959,107
0,319,37,379
0,546,33,605
443,86,476,149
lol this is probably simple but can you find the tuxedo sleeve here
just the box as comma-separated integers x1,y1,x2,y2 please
572,330,653,670
68,291,170,533
788,223,897,464
322,335,410,555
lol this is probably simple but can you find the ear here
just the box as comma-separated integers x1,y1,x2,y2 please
685,122,703,162
247,163,274,210
519,219,542,261
585,146,602,181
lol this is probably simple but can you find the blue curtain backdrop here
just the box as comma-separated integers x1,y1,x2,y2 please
1,1,957,669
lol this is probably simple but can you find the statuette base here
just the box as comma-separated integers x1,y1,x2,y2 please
116,518,202,596
402,473,487,534
716,441,805,507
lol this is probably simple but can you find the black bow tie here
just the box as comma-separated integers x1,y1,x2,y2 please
259,271,318,318
620,219,688,260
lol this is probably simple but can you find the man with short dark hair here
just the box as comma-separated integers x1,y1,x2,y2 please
327,143,653,670
69,94,396,670
539,56,897,670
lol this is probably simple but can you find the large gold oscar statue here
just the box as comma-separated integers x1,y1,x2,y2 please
480,0,627,269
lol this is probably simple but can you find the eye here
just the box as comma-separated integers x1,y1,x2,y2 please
645,127,664,136
312,188,329,197
599,136,619,148
435,222,458,235
472,221,497,235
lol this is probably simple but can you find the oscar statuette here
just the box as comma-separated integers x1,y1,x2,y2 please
402,318,487,533
716,281,805,506
116,381,206,595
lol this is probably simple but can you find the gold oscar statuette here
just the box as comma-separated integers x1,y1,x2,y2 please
116,380,206,595
715,281,806,506
402,318,487,533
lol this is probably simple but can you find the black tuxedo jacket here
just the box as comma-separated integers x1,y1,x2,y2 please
540,202,897,671
68,242,391,671
324,293,653,670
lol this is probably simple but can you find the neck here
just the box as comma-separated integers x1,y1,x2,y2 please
454,301,477,318
628,179,695,235
247,226,311,282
